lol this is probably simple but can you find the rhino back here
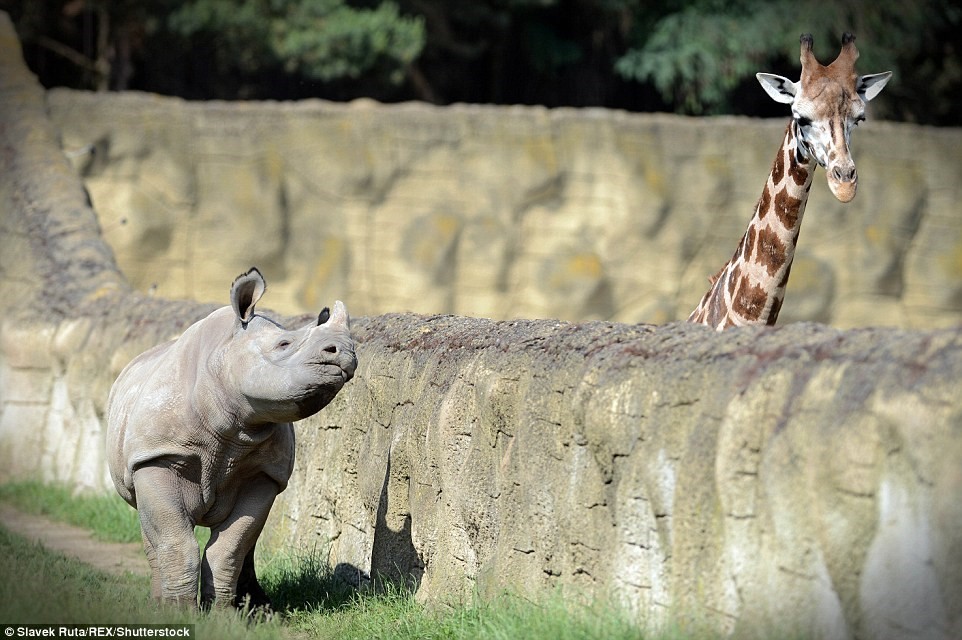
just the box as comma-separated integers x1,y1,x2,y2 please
107,326,206,503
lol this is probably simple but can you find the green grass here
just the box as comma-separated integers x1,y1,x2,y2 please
258,547,710,640
0,480,210,547
0,480,142,543
0,526,286,640
0,524,685,640
0,480,734,639
284,586,665,640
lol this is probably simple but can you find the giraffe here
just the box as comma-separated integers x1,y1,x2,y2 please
687,33,891,330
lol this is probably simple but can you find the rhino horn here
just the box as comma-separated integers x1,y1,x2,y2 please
328,300,350,329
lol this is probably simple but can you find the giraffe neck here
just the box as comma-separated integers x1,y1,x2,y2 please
688,121,815,329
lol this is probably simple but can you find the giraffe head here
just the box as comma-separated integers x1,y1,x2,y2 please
756,33,891,203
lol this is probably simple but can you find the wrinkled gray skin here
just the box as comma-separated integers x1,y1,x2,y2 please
106,268,357,609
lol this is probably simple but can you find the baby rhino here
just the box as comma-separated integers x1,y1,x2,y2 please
107,267,357,609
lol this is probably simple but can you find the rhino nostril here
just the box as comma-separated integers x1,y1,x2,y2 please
323,345,338,354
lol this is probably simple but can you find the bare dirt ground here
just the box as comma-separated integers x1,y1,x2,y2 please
0,502,147,576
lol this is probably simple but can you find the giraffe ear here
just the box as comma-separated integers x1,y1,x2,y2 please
756,73,798,104
857,71,892,102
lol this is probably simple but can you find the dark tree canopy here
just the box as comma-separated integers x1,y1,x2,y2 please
2,0,959,125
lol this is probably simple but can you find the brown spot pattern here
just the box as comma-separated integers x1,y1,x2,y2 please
727,265,739,298
732,235,746,263
778,261,793,288
756,226,786,277
732,279,767,321
773,187,803,229
745,226,756,259
767,296,782,325
789,162,809,186
772,146,785,184
757,185,772,219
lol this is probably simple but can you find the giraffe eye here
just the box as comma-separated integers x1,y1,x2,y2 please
795,115,812,128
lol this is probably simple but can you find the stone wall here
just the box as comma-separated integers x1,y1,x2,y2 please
1,14,961,639
260,314,962,640
47,87,962,330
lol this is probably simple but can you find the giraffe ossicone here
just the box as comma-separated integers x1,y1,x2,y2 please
687,33,891,330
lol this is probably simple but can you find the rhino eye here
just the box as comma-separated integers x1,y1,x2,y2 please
275,340,292,350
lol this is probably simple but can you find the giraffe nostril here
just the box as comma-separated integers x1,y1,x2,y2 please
832,166,857,182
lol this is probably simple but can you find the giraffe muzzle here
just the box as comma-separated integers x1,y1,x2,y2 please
828,165,858,202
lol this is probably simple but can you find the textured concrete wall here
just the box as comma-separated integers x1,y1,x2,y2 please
260,314,962,640
1,14,961,639
47,87,962,330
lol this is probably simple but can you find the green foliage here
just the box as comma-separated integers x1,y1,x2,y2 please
616,0,947,115
167,0,425,85
7,0,961,122
616,6,770,113
524,21,583,74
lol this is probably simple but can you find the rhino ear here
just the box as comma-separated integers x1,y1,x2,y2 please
231,267,266,326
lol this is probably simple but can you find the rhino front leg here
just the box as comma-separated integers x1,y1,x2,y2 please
200,475,279,610
141,529,162,600
132,463,200,606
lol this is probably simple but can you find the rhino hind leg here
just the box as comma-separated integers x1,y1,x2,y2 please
200,475,279,610
235,545,272,611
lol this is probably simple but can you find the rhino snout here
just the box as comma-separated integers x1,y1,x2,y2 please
313,300,356,379
309,338,357,379
336,346,358,380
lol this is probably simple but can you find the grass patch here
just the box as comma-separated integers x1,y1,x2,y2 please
256,547,711,640
0,526,710,640
0,480,141,543
0,525,286,640
0,480,211,547
0,480,736,639
259,547,357,614
281,585,652,640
